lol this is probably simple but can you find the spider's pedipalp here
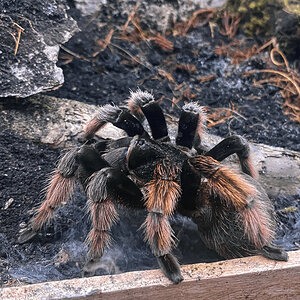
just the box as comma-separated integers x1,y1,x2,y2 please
84,104,145,140
204,135,258,178
128,89,155,110
84,104,121,139
176,102,206,149
128,90,169,141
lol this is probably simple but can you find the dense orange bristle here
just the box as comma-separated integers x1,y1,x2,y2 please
84,118,104,139
142,162,181,256
242,200,274,248
32,173,75,230
190,155,257,210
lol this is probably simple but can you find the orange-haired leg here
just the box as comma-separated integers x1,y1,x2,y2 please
142,160,183,284
189,155,257,210
84,167,143,272
189,155,288,261
18,149,78,244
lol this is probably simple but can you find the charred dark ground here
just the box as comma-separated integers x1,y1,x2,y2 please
0,2,299,287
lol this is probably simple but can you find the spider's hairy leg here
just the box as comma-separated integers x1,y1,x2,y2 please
142,161,183,284
85,167,144,269
189,155,288,261
18,148,79,244
189,155,257,210
18,144,110,244
84,104,146,140
127,89,170,141
205,135,258,179
176,102,206,150
259,245,288,261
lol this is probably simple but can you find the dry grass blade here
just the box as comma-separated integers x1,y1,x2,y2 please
122,3,139,36
60,45,90,62
243,48,300,123
121,3,148,43
176,63,197,73
215,40,257,64
151,33,174,52
198,74,217,83
183,8,216,35
259,69,300,96
173,8,216,36
219,11,241,39
158,69,176,84
270,48,290,72
206,104,245,128
215,39,274,65
94,29,114,56
110,42,151,71
11,22,24,55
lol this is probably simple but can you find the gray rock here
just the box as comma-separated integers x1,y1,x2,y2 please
0,0,79,98
75,0,106,16
74,0,226,32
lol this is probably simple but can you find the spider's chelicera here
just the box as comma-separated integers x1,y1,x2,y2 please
19,90,288,284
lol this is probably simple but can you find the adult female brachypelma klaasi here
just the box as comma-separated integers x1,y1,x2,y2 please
18,90,288,284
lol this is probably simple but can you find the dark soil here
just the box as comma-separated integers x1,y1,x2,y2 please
47,2,300,151
0,130,222,286
1,3,299,287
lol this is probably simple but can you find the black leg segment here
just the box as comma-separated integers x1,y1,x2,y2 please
176,103,206,149
157,254,183,284
127,90,169,141
204,135,258,178
141,102,169,140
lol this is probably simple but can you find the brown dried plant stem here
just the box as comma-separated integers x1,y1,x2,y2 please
12,22,24,55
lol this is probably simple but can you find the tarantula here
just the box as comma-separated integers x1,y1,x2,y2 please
18,90,288,284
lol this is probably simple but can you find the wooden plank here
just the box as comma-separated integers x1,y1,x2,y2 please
1,250,300,300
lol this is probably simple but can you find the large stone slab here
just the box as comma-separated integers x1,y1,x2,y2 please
0,94,299,197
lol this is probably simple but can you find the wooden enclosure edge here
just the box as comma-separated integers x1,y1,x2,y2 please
1,250,299,300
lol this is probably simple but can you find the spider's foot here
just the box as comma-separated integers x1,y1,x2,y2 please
18,227,38,244
157,254,184,284
260,245,289,262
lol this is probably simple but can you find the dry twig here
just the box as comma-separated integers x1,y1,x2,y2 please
215,38,275,65
149,33,174,52
206,103,245,128
93,29,114,56
9,22,24,55
218,11,241,39
244,48,300,123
